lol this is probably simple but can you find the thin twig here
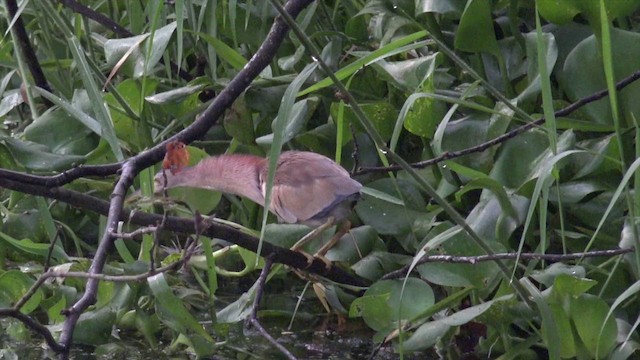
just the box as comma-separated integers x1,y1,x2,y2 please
0,308,65,352
44,226,63,272
248,256,297,360
5,0,52,94
15,244,198,314
355,68,640,175
383,248,635,280
110,225,159,239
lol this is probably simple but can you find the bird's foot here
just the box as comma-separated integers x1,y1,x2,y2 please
294,250,333,270
314,254,333,271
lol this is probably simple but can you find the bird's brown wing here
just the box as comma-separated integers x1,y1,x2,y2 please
267,152,361,223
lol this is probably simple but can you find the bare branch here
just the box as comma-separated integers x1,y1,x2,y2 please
5,0,52,95
383,248,635,280
0,176,368,286
0,308,65,352
247,256,297,360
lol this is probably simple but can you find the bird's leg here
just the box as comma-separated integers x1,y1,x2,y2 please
290,216,335,251
290,217,336,267
315,220,350,259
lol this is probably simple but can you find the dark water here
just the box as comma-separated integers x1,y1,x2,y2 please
0,314,433,359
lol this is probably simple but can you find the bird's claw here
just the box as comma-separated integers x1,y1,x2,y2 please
314,254,333,270
295,250,333,270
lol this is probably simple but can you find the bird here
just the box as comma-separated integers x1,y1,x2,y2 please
154,150,362,265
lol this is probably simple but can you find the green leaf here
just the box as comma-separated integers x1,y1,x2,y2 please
454,0,499,55
349,292,391,331
373,52,440,92
256,96,320,145
0,270,42,314
416,0,465,14
562,28,640,126
355,178,425,235
217,281,257,323
332,101,398,141
403,294,512,351
400,89,446,138
570,294,617,358
148,274,215,356
361,278,434,331
0,231,68,262
298,30,428,96
537,0,640,27
67,37,123,160
104,22,177,78
195,31,248,70
73,307,116,345
552,273,597,298
23,107,96,155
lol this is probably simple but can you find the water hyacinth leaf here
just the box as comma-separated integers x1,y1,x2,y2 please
403,294,512,351
400,86,446,139
402,320,450,351
0,270,42,314
256,96,320,145
263,223,328,249
217,280,258,323
351,251,403,281
570,294,617,358
418,231,503,288
224,94,256,144
298,30,428,96
355,178,425,235
439,112,494,172
372,52,440,92
148,274,215,356
23,107,96,156
72,307,117,346
349,292,391,331
33,88,102,138
145,82,206,105
360,186,404,206
0,137,85,171
537,0,640,26
0,231,68,263
530,263,586,287
600,280,640,345
547,303,576,358
331,101,398,141
552,273,597,298
372,279,434,325
563,29,640,126
0,89,24,117
490,129,554,190
518,32,558,102
416,0,465,15
536,0,582,25
455,178,518,222
454,0,499,55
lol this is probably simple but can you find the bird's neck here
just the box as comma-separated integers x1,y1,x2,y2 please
165,154,266,205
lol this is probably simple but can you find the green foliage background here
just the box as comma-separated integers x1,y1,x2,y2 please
0,0,639,358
